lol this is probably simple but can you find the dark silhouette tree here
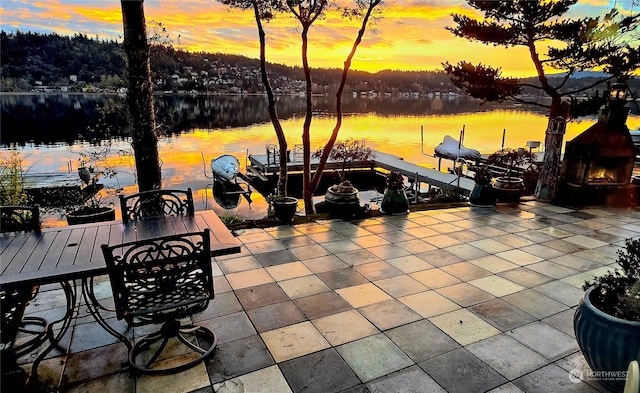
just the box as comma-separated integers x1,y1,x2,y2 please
288,0,327,213
121,0,162,191
220,0,290,198
220,0,382,214
443,0,639,200
303,0,382,214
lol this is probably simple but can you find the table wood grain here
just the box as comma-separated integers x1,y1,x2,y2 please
0,210,240,287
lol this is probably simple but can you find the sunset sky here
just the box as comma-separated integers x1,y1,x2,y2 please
0,0,637,77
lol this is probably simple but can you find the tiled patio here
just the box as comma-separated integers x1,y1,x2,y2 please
13,200,638,392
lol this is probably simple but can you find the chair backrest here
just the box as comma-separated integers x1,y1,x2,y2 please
101,229,213,325
119,188,194,223
0,206,40,351
0,205,40,233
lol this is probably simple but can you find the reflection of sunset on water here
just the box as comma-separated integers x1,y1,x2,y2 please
11,105,640,228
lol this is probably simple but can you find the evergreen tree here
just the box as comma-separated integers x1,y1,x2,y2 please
443,0,639,200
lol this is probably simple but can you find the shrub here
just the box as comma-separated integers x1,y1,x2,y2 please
471,165,493,185
486,147,536,179
0,151,29,206
583,237,640,321
385,170,405,190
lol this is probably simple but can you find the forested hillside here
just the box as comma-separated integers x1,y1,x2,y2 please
0,31,459,94
1,32,125,91
1,31,637,99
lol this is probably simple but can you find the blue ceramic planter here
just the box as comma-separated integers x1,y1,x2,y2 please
574,287,640,392
469,183,496,207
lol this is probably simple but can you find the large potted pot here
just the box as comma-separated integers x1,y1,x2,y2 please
67,205,116,225
314,139,374,216
380,170,409,215
270,196,298,224
486,147,536,202
573,238,640,392
492,177,525,202
325,181,360,215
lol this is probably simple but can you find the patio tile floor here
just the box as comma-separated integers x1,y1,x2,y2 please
13,201,640,392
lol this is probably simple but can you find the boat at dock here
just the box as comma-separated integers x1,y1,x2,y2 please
23,171,104,208
205,153,252,210
434,135,481,161
211,154,240,182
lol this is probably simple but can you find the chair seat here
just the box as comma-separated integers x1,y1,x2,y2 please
126,293,210,325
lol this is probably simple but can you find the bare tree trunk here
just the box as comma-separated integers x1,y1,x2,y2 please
535,98,570,200
301,25,314,214
308,0,379,201
121,0,162,192
251,1,288,197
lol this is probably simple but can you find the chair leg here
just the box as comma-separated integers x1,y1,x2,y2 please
11,316,48,357
177,326,217,354
128,321,217,375
0,363,28,392
136,332,171,369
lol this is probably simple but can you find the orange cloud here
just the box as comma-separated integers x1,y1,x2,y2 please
1,0,628,77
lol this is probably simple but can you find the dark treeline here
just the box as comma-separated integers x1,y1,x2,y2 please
1,31,125,91
0,31,455,94
2,31,638,98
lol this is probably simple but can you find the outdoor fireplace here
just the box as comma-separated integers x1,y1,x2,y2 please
557,81,638,206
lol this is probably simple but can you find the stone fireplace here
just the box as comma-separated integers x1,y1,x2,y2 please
557,82,638,206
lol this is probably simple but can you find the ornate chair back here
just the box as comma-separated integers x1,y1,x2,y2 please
100,229,217,374
0,205,40,233
101,229,213,325
119,188,194,223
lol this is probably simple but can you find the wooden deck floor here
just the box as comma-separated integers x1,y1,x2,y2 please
247,149,475,195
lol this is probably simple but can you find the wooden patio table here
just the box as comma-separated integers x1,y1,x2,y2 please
0,210,240,383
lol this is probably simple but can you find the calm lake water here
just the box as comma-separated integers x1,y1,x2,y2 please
2,93,639,226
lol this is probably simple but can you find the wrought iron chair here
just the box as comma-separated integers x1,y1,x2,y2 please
101,229,217,374
0,206,46,365
119,188,194,223
0,205,40,232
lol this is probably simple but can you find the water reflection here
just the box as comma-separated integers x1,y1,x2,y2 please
2,94,638,227
1,94,551,145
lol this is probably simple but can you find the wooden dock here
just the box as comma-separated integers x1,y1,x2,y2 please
247,149,475,195
24,172,103,207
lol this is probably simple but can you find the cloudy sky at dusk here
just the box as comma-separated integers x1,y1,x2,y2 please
1,0,637,77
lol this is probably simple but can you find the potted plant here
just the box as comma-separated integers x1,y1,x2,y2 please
468,165,496,207
486,147,536,201
65,151,119,225
380,170,409,215
314,139,374,215
266,193,298,224
66,193,117,225
574,237,640,392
